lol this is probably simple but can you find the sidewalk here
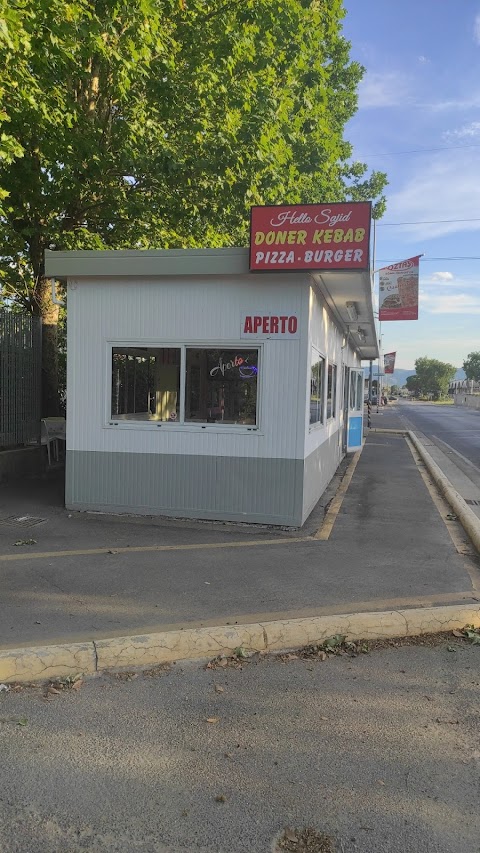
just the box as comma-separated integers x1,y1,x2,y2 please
1,410,479,659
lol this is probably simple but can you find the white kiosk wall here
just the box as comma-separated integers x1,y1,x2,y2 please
66,274,310,525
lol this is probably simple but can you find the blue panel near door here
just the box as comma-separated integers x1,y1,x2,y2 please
348,415,363,451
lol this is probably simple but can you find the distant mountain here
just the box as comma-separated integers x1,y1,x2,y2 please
364,367,465,387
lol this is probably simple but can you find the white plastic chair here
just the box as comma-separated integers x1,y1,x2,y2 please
41,418,66,466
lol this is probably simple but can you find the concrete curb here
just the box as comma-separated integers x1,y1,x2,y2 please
408,431,480,555
1,603,479,683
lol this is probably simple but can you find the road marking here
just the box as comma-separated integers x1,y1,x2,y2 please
0,536,313,563
314,447,362,540
0,448,366,560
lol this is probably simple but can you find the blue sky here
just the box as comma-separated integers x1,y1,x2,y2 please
342,0,480,369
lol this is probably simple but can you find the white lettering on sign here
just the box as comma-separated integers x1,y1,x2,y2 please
241,315,299,338
270,210,313,227
313,208,353,227
268,207,355,229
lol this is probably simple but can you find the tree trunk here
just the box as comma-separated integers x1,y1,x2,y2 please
35,276,60,417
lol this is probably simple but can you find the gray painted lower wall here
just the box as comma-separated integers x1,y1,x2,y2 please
301,431,343,525
66,451,305,526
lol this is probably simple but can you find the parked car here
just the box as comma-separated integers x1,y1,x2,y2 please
389,395,398,401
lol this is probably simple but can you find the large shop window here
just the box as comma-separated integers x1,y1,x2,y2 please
111,346,259,426
310,348,325,426
326,363,337,420
111,348,181,422
185,349,258,424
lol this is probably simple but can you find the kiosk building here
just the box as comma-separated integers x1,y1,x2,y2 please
45,202,378,526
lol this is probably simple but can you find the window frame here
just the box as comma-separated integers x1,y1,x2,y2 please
106,341,262,433
309,346,325,430
110,345,182,424
326,362,337,421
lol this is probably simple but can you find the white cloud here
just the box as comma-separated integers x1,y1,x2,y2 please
385,148,480,239
474,13,480,44
443,121,480,140
421,292,480,314
427,93,480,112
358,71,410,109
418,55,429,64
429,272,454,282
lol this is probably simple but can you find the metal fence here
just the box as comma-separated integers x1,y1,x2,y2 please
0,311,41,449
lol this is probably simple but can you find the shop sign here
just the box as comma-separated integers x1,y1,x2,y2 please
249,202,371,272
379,256,421,321
384,352,396,374
241,314,299,338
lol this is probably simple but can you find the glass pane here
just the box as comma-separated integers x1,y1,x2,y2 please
185,349,258,424
111,347,180,422
349,371,357,409
327,364,337,420
332,365,337,418
310,349,324,425
356,372,363,410
327,363,337,419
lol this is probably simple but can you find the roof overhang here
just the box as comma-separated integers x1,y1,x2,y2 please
45,247,379,361
311,269,379,361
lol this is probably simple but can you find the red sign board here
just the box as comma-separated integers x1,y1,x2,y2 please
379,256,420,321
249,202,371,272
384,352,396,374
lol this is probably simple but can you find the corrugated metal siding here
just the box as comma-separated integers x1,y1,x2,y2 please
304,285,346,461
302,432,342,523
66,450,304,526
67,276,307,461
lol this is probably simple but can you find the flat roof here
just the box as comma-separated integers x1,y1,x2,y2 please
45,247,251,278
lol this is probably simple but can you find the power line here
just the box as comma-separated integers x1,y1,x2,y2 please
377,217,480,226
360,143,480,157
376,256,480,262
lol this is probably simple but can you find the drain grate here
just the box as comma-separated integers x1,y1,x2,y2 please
464,499,480,506
0,515,47,528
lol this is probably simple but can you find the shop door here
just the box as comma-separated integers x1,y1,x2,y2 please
347,368,364,452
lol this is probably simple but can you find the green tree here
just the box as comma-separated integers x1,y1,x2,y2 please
413,357,456,400
0,0,387,413
390,384,399,394
405,375,420,397
463,351,480,381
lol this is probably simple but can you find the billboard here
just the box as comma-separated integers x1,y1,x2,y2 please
384,352,396,374
379,256,421,321
249,202,371,272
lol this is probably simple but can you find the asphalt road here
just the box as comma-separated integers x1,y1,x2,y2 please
1,641,479,853
398,401,480,469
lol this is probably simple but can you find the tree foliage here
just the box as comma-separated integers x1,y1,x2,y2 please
411,357,456,400
405,375,420,396
463,351,480,382
0,0,388,411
